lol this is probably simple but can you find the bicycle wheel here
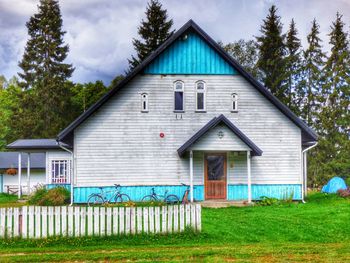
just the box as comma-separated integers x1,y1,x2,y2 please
141,195,156,202
115,193,130,203
87,194,104,206
165,194,180,204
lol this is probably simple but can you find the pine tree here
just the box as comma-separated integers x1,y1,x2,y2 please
15,0,74,138
300,19,326,125
256,5,287,102
285,19,302,113
128,0,174,70
313,13,350,185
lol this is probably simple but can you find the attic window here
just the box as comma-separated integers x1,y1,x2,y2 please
141,93,149,112
174,81,184,112
231,93,238,112
196,81,206,112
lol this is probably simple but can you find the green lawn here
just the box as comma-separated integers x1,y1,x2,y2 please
0,193,349,262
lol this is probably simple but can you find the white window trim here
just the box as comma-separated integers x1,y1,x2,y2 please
141,93,149,112
231,93,238,112
48,158,71,184
174,80,185,112
195,81,206,112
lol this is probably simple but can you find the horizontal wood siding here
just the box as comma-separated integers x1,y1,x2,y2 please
190,125,250,151
74,75,301,187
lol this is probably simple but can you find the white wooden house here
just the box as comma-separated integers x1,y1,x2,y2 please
7,20,317,203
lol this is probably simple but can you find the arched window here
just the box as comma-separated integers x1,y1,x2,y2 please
196,81,206,111
231,93,238,112
141,93,148,112
174,81,184,111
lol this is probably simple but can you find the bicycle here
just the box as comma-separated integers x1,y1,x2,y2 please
141,188,179,204
87,184,130,206
181,183,196,204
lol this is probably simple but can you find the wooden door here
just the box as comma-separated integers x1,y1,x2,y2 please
205,153,227,199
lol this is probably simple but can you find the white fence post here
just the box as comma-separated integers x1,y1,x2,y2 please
41,206,47,238
35,206,41,238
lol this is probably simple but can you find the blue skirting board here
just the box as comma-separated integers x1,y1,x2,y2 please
46,184,302,203
227,184,302,200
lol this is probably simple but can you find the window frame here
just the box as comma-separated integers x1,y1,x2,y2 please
49,159,71,184
231,93,238,112
195,81,206,112
173,80,185,112
141,93,149,113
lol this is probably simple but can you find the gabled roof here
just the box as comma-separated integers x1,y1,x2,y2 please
0,152,45,170
177,114,263,157
7,139,70,150
57,20,317,144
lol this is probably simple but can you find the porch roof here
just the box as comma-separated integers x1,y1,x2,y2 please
6,139,71,151
177,114,263,157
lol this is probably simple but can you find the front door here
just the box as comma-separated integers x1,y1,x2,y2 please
205,153,227,199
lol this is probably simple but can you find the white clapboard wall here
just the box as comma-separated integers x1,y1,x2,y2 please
0,204,201,239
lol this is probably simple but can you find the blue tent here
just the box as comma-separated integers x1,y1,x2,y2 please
322,177,347,193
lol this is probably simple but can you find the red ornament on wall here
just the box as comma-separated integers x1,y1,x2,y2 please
160,132,165,138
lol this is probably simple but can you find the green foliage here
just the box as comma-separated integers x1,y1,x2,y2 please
128,0,174,70
256,5,287,102
14,0,74,139
223,39,260,78
0,78,21,150
71,81,110,113
28,187,70,206
285,19,302,114
257,196,280,206
0,193,18,204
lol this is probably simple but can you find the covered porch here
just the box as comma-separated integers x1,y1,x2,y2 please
178,115,263,203
6,139,72,199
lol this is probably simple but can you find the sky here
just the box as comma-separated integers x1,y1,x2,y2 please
0,0,349,85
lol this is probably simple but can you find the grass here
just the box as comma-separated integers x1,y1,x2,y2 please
0,193,23,207
0,192,349,262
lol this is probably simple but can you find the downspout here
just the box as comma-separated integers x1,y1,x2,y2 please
57,141,74,206
301,142,318,203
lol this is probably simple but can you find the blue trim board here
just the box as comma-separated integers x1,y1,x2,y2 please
46,184,71,191
227,184,302,200
46,184,301,203
143,32,237,75
73,185,205,203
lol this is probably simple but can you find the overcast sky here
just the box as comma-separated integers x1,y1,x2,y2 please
0,0,349,85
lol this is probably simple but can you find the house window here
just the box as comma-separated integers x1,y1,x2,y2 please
174,81,184,112
51,160,70,184
231,93,238,112
141,93,148,112
196,81,206,111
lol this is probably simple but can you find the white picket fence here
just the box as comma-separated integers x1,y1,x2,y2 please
0,204,201,239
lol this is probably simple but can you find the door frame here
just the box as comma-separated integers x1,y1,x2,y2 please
204,152,227,200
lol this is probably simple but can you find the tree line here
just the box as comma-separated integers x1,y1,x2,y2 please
0,0,348,186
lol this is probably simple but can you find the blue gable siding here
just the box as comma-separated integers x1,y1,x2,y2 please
143,32,237,75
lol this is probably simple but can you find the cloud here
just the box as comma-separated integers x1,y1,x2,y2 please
0,0,349,85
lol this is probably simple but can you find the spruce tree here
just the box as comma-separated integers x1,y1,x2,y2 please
128,0,174,70
15,0,74,138
256,5,287,102
314,13,350,184
300,19,326,125
285,19,302,113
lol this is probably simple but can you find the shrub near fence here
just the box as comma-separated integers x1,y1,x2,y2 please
0,204,201,239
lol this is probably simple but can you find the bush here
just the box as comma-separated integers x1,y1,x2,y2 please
257,196,280,206
28,187,70,206
345,177,350,187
